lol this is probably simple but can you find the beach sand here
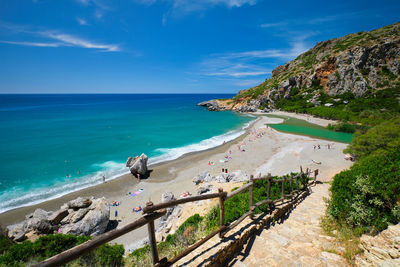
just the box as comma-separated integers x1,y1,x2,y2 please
0,113,353,253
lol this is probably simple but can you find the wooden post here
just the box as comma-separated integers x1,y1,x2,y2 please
300,165,303,174
296,174,299,190
218,188,225,238
314,169,318,184
249,175,254,218
289,175,293,196
281,177,285,199
267,176,271,200
146,202,159,265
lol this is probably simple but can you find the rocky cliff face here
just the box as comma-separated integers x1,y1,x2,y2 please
201,22,400,112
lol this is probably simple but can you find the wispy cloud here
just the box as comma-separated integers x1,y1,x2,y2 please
76,0,111,19
41,32,120,51
0,22,120,52
135,0,258,24
260,22,287,28
198,34,311,87
0,40,61,47
260,12,364,29
76,17,88,25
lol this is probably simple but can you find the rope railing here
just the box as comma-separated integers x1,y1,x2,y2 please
34,167,318,267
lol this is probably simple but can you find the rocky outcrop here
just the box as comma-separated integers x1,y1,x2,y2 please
192,170,250,185
6,197,109,242
197,100,221,111
156,192,183,241
126,153,148,176
355,223,400,266
199,22,400,112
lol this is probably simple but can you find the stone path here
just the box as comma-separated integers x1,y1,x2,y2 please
230,183,348,267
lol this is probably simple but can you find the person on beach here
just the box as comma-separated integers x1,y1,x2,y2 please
313,145,316,151
115,209,118,218
137,174,141,181
318,144,321,149
102,175,106,183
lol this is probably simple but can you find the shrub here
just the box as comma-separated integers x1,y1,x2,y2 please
95,243,124,267
0,234,125,267
327,148,400,232
344,117,400,158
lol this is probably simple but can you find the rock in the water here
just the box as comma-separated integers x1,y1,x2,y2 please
126,153,148,176
67,197,92,209
197,100,221,111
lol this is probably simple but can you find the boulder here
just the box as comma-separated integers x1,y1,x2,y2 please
230,170,250,182
67,197,92,209
48,209,69,225
198,184,214,195
62,198,109,236
7,222,26,241
193,172,211,185
197,100,220,111
126,153,148,176
6,196,110,241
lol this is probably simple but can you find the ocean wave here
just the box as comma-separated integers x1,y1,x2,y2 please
149,120,255,165
0,118,256,214
0,161,129,214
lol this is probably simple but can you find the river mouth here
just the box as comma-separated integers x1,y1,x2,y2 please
263,114,353,143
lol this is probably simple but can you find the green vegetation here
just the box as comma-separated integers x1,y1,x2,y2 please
322,117,400,262
129,173,311,266
0,234,124,267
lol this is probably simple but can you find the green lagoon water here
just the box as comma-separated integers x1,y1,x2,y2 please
266,115,353,143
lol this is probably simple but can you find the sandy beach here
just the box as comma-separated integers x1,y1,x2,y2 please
0,112,353,252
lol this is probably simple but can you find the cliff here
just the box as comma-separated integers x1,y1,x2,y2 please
199,22,400,114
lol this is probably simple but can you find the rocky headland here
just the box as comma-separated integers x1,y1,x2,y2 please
198,22,399,113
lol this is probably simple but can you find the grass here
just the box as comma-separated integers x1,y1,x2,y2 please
320,215,363,265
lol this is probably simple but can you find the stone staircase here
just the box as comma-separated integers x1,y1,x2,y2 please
229,183,347,267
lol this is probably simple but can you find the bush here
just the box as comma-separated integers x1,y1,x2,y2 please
328,148,400,232
0,234,125,267
95,244,124,267
344,117,400,158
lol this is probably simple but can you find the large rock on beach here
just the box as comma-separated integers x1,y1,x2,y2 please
6,196,110,241
126,153,148,176
67,197,93,209
61,197,109,236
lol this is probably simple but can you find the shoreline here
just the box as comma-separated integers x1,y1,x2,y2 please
0,116,260,226
0,112,352,252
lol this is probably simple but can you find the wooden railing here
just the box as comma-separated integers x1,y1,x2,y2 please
34,168,318,267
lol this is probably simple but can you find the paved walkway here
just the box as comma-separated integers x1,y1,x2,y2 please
230,184,348,267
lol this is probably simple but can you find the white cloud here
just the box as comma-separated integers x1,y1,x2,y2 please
41,32,120,51
260,22,287,28
0,40,61,47
199,35,311,85
0,23,120,52
76,18,88,25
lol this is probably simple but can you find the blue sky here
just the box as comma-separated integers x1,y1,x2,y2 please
0,0,399,93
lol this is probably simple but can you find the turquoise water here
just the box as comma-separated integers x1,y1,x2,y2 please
0,94,253,213
266,115,353,143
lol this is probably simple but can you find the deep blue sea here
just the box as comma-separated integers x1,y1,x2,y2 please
0,94,254,213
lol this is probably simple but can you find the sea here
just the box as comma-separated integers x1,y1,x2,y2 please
0,94,254,214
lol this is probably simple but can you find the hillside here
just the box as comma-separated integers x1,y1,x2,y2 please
200,22,400,126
